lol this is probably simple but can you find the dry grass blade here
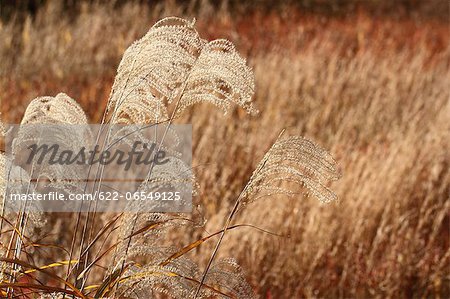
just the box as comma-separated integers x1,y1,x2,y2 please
79,213,122,259
94,266,126,298
160,224,284,267
0,283,82,298
23,260,78,274
123,216,194,240
28,242,70,255
0,215,27,240
0,258,86,298
76,243,119,281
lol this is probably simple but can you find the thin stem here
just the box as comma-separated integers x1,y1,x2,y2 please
193,129,285,298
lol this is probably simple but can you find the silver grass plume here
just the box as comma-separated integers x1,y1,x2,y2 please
108,17,257,124
111,210,256,298
117,257,254,299
196,135,340,296
106,16,258,298
13,93,91,195
117,258,200,298
0,95,89,273
242,136,341,205
204,258,255,299
0,100,47,233
21,93,88,125
116,253,254,298
107,17,203,123
113,213,187,266
110,214,199,297
175,39,257,117
138,155,198,196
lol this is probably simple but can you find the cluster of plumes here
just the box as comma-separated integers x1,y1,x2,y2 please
3,94,88,201
117,257,254,299
0,96,91,270
1,16,340,299
107,17,200,124
102,17,259,298
242,136,341,206
0,95,90,294
107,17,256,124
110,213,254,298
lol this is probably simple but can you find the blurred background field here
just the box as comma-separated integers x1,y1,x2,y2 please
1,0,449,297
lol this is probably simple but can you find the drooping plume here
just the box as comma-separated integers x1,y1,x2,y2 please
107,17,257,124
176,39,257,117
243,136,341,205
21,93,88,125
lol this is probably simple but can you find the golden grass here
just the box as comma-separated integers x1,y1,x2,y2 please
1,1,449,297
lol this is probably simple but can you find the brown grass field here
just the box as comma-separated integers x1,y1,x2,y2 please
0,0,449,298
